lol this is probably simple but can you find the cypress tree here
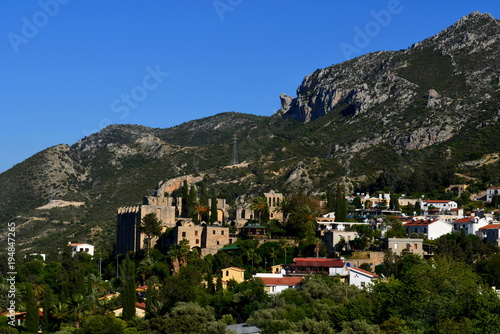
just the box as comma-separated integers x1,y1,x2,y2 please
335,184,347,221
210,193,218,223
181,180,189,217
120,255,136,321
25,283,39,333
327,187,335,212
188,185,198,223
216,276,223,292
41,285,54,333
206,271,215,294
200,182,209,207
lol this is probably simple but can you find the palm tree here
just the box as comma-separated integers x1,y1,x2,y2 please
245,248,258,270
280,238,290,265
194,204,209,223
269,248,277,266
250,196,270,224
169,239,191,274
290,204,318,241
137,257,157,283
140,213,162,257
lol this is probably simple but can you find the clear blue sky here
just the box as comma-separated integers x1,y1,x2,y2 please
1,0,499,173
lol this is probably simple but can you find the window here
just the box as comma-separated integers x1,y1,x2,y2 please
226,271,229,277
361,282,366,287
217,241,220,245
213,230,216,235
196,239,199,244
414,244,418,249
221,230,224,236
394,243,398,249
195,230,198,236
182,232,186,238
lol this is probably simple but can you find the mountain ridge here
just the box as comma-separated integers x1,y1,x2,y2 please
1,11,500,253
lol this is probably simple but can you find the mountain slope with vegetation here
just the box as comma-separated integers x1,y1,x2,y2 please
1,11,499,253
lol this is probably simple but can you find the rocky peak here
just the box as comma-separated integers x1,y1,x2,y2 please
279,12,499,124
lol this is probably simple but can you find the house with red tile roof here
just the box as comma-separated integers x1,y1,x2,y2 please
403,218,452,240
420,200,458,216
349,267,379,288
480,224,500,246
452,216,488,237
288,257,347,276
254,274,303,294
69,242,94,257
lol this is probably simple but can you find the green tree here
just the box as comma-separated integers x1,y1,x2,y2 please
120,255,136,321
41,284,55,333
140,213,162,255
389,193,400,211
335,184,348,221
188,185,199,223
326,187,335,212
169,239,191,274
194,204,209,223
385,217,407,238
244,248,261,270
200,182,209,207
81,314,126,334
24,283,39,333
181,180,189,217
209,193,218,223
250,196,270,224
352,196,362,209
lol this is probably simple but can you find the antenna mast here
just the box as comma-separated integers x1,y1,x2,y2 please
231,132,238,165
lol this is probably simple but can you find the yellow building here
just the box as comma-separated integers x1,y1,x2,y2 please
220,267,245,289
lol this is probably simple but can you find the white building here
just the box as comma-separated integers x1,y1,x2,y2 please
486,187,500,203
253,273,303,294
349,267,378,289
69,242,95,257
403,219,453,240
452,217,489,237
480,224,500,246
420,200,458,216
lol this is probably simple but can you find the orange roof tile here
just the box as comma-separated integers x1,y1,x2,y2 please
480,224,500,230
350,267,378,278
257,277,303,286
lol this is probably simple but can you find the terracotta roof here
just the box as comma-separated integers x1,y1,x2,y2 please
292,258,345,267
350,267,378,278
480,224,500,230
257,277,303,286
454,217,475,223
403,219,438,226
488,187,500,189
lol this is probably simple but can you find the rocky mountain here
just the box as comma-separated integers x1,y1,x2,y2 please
1,11,499,253
280,11,500,152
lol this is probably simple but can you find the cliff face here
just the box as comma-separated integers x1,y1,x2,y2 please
279,11,500,152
